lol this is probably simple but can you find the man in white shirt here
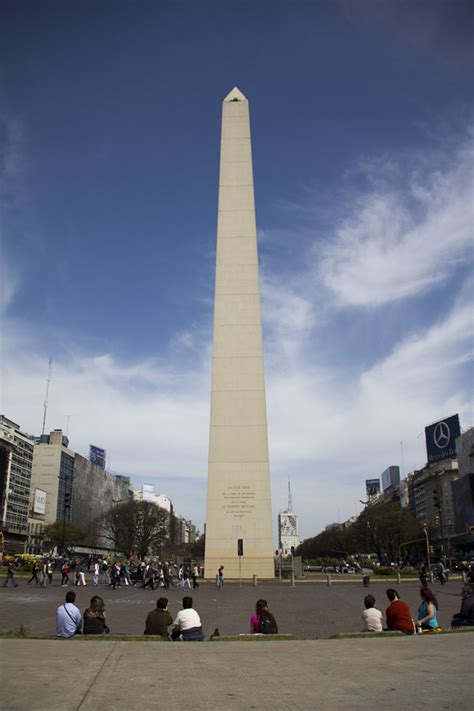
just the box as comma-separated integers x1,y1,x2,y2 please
56,591,82,638
361,594,383,632
172,596,204,641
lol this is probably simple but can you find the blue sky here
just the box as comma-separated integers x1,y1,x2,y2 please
1,0,473,539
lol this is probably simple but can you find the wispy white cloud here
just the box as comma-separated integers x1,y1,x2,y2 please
316,134,474,307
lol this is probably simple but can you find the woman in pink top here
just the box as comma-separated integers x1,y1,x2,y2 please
250,600,264,633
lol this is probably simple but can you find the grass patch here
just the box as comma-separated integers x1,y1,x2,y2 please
331,627,474,639
211,634,295,642
331,631,404,639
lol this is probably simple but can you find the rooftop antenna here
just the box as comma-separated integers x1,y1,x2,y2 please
287,477,292,513
41,356,53,436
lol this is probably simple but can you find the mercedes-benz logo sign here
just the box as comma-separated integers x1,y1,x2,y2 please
433,421,450,449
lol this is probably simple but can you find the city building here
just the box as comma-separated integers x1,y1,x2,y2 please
452,427,474,555
174,516,197,545
28,429,132,551
278,481,301,555
134,483,172,512
0,416,35,553
381,466,401,493
406,459,459,557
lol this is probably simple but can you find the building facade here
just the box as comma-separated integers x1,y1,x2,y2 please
174,516,197,545
134,483,172,512
28,429,132,552
278,511,301,555
452,428,474,555
407,459,459,556
0,416,35,553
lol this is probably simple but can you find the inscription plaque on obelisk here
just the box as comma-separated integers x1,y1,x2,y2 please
204,87,274,579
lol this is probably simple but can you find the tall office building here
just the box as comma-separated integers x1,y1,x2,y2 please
0,416,35,552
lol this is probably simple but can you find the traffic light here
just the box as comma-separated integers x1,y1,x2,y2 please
433,491,441,509
434,514,440,525
64,493,71,509
429,546,434,555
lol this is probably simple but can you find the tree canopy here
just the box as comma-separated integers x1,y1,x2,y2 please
42,521,87,549
100,500,169,559
298,500,422,564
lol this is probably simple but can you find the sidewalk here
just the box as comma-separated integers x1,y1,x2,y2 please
1,635,470,710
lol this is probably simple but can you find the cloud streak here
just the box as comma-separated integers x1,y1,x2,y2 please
315,134,474,307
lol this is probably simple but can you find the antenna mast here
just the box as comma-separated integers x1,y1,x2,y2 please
287,477,292,512
41,356,53,436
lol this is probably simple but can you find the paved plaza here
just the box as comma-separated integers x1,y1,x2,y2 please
1,578,470,710
0,575,464,638
1,635,471,710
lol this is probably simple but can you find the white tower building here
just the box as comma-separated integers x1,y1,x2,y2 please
278,480,301,555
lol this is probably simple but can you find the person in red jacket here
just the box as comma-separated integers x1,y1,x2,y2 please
385,588,415,634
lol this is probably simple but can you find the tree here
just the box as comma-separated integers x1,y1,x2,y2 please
298,500,422,565
352,501,422,564
42,521,87,549
297,523,356,560
100,500,169,559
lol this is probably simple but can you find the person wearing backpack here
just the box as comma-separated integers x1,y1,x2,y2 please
250,599,278,634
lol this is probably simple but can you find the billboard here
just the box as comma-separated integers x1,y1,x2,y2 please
425,414,460,464
33,488,46,514
365,479,381,497
381,466,400,492
89,445,106,469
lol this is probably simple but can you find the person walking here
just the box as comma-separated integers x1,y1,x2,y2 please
192,564,199,589
3,560,19,588
28,560,40,585
101,560,109,585
92,561,100,586
217,565,224,589
47,560,54,585
419,564,428,587
183,566,192,589
61,561,70,587
76,562,87,586
121,561,131,586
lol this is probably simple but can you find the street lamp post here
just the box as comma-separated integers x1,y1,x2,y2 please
423,523,433,582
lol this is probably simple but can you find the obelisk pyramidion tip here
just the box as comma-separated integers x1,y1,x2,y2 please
223,87,247,102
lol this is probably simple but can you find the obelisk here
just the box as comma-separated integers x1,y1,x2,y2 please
204,87,274,579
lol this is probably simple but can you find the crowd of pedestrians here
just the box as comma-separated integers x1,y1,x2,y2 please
2,555,202,591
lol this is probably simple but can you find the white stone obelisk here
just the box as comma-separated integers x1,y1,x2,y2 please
204,87,274,579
